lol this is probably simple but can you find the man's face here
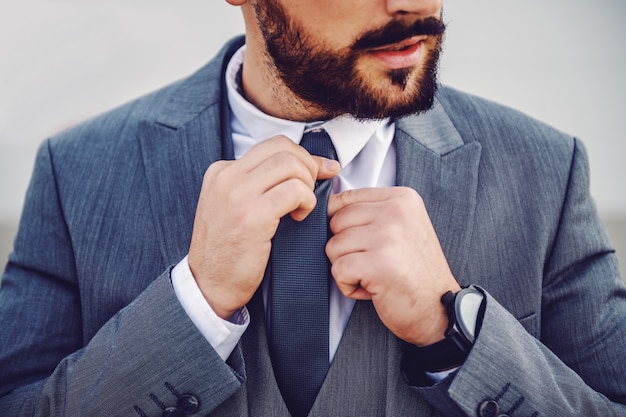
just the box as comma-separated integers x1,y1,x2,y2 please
253,0,445,120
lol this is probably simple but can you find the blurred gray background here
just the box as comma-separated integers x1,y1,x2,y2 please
1,0,624,278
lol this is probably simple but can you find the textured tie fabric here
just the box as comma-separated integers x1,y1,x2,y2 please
269,130,337,417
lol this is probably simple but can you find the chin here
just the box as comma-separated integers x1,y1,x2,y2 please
355,81,437,120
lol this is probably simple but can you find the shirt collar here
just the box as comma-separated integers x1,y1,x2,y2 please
225,45,387,168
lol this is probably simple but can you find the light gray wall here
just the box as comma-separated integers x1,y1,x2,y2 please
1,1,624,277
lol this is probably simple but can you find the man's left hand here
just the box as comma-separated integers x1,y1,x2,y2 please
326,186,461,346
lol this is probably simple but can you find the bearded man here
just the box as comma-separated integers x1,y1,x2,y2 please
1,1,625,416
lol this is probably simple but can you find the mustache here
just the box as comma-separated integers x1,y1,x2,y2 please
351,17,446,51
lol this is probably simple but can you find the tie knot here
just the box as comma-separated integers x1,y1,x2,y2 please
300,130,337,161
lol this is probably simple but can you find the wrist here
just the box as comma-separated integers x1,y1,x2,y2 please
412,304,449,347
187,267,242,321
408,283,462,347
201,285,242,320
401,285,486,382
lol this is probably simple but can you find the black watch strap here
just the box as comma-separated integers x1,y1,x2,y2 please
401,337,468,374
401,286,486,384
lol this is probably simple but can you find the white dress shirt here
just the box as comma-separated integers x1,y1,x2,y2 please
171,45,397,363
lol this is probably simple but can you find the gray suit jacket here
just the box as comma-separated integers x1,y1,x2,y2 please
1,36,625,416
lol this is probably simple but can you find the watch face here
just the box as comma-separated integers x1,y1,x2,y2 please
456,290,484,341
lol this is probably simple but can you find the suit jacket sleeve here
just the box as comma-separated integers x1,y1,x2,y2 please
415,139,626,416
0,141,244,416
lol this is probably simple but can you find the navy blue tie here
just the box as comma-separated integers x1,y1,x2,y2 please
269,130,336,417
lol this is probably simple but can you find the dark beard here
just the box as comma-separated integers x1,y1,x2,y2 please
254,0,445,121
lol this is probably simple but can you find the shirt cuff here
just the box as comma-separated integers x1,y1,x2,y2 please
426,367,459,382
171,256,249,361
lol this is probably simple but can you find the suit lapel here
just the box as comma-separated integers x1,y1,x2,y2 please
395,99,482,283
137,37,243,265
137,111,224,265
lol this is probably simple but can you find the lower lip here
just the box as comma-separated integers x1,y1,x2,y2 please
368,41,424,70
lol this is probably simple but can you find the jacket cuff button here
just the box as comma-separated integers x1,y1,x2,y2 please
177,393,200,414
162,407,184,417
478,400,499,417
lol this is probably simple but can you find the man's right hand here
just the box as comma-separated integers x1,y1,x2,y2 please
188,135,341,320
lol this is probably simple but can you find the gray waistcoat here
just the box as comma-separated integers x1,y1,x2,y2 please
209,296,442,417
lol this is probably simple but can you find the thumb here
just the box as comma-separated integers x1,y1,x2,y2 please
314,156,341,180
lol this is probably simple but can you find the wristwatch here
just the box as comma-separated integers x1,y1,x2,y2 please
401,285,486,380
442,285,486,351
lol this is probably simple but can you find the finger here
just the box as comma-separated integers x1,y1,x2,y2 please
343,286,372,301
250,152,339,194
240,135,319,181
312,155,341,180
327,187,391,217
330,252,373,300
252,150,320,192
241,138,339,195
257,177,318,222
328,199,381,235
326,225,370,263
